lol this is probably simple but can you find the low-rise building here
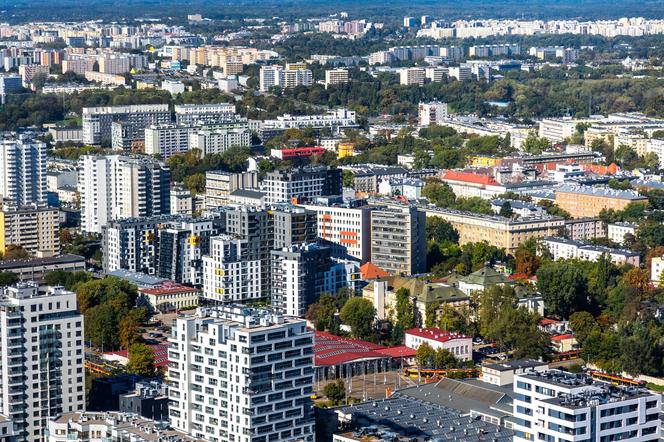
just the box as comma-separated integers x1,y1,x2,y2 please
405,327,472,361
0,254,85,284
481,360,548,387
555,184,648,218
541,236,640,266
139,283,200,313
607,221,638,245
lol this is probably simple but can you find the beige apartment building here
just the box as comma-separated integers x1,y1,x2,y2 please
555,184,648,218
0,204,60,257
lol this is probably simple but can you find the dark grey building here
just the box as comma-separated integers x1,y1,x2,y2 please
370,205,426,276
272,206,317,249
118,381,168,421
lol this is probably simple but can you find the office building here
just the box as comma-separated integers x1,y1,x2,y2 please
264,166,342,204
259,65,313,92
144,125,197,159
48,412,198,442
118,380,169,421
300,198,372,262
324,69,349,89
555,184,648,218
0,204,60,257
78,155,171,234
0,282,85,442
271,243,356,317
82,104,171,146
168,306,315,442
202,235,262,302
0,135,46,206
189,127,251,156
399,67,426,86
513,369,660,442
418,102,448,127
370,206,426,276
174,103,236,125
205,171,258,208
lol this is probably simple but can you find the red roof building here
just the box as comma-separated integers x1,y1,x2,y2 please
359,262,390,280
441,170,499,186
404,327,473,361
271,146,327,160
102,344,170,368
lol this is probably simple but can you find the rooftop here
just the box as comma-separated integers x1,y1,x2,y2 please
0,253,84,270
556,184,647,200
314,331,412,366
483,359,547,372
405,327,470,343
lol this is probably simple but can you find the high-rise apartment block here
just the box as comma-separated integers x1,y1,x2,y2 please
272,206,317,249
168,306,315,442
102,215,225,286
82,104,171,146
0,135,46,206
202,235,262,302
324,69,349,89
0,204,60,257
418,101,448,127
205,171,259,209
399,67,426,86
263,166,342,204
271,243,356,316
370,206,426,276
78,155,171,234
0,282,85,442
144,125,198,159
300,197,372,263
190,128,252,156
259,65,313,92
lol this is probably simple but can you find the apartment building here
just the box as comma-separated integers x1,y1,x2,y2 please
564,217,606,241
257,109,357,141
259,65,313,92
205,171,258,208
541,236,640,266
0,282,85,442
513,370,660,442
202,235,262,303
0,135,46,206
300,198,372,263
370,206,426,276
324,68,349,89
168,306,315,442
411,204,566,252
190,128,251,156
171,186,193,216
468,44,520,57
0,75,21,104
418,102,448,127
174,103,236,125
399,67,425,86
651,256,664,286
272,206,317,249
448,65,472,81
48,412,199,442
538,117,604,143
82,104,171,146
78,155,171,234
144,125,197,159
271,243,356,317
607,221,637,245
263,166,342,204
555,184,648,218
0,204,60,257
102,215,225,286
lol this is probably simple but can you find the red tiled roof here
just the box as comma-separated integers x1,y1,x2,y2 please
278,146,327,158
360,262,390,280
539,318,561,326
314,331,389,366
375,346,417,358
104,344,170,366
442,170,498,186
551,333,574,342
405,327,470,343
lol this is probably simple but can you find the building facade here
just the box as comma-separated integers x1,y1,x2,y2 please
0,135,46,206
370,206,426,276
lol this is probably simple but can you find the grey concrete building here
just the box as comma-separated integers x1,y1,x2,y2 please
370,206,426,276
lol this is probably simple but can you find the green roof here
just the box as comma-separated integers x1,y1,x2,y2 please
459,266,510,287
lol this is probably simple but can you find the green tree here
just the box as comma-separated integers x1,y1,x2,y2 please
310,294,337,332
478,285,517,337
126,343,157,377
323,379,346,405
426,217,459,244
119,316,141,349
521,132,550,154
0,271,19,286
568,311,599,346
395,288,415,330
498,201,513,218
515,238,541,276
85,304,120,350
433,348,458,369
339,297,375,340
416,342,436,368
44,270,92,290
487,306,550,359
536,261,588,318
422,180,456,208
3,245,31,260
182,173,206,195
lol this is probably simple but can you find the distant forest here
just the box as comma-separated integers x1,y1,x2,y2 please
4,0,664,24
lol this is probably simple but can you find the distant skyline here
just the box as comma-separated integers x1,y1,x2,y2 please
4,0,664,24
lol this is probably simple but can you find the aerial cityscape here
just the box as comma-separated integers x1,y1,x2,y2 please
2,1,664,442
